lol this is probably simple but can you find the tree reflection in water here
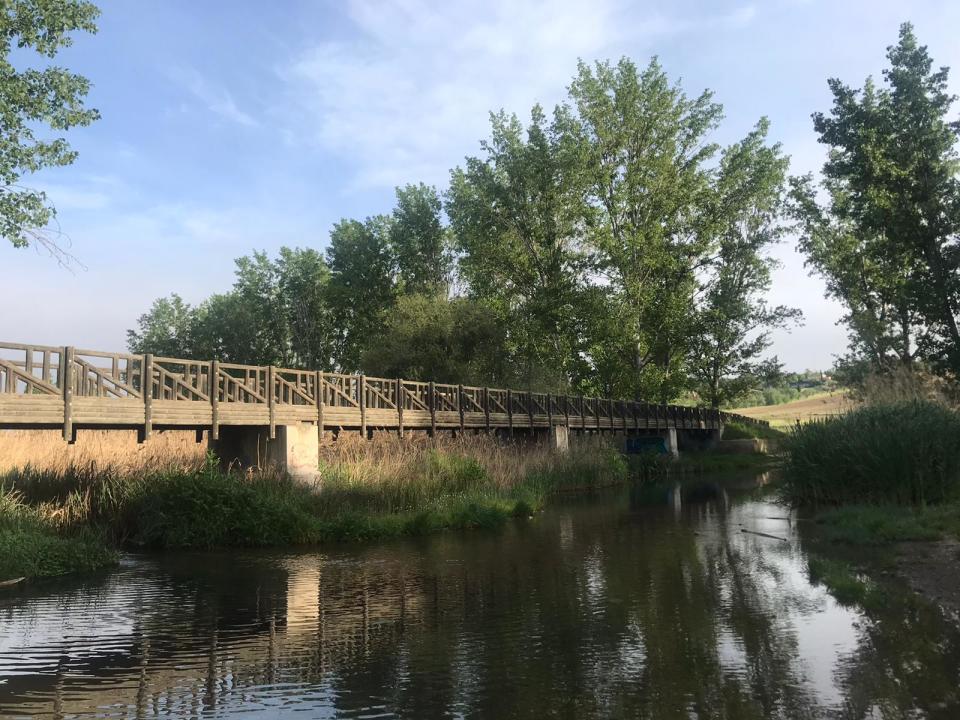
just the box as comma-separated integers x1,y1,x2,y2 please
1,473,959,718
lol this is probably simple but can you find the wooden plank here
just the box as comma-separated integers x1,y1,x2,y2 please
458,383,465,433
428,381,436,437
507,389,513,437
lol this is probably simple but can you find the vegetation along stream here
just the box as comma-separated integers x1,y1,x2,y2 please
2,469,959,719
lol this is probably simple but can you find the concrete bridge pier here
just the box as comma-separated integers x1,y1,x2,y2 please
550,424,569,452
209,424,321,486
661,428,679,458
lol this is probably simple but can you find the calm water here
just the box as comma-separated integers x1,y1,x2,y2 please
2,473,960,719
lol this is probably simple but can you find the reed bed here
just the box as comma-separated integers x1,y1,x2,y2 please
0,429,206,477
781,400,960,506
1,431,628,578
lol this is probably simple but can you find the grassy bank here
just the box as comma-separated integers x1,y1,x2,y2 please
1,435,628,581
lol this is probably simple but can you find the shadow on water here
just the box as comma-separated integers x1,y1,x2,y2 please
2,470,960,718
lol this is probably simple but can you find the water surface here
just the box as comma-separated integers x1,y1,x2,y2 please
2,473,959,718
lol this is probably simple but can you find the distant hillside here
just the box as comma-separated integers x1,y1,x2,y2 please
734,391,852,428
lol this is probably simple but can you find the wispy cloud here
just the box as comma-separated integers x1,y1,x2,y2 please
276,0,766,190
170,66,259,127
277,0,685,189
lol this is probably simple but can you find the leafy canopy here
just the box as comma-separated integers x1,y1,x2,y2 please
0,0,100,254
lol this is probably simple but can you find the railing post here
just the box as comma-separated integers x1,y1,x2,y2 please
580,394,585,431
428,381,437,438
526,391,534,430
267,365,276,440
210,359,220,441
62,346,75,443
608,398,615,433
506,388,513,438
317,370,325,441
396,378,404,439
359,374,367,440
483,387,491,434
458,383,465,434
546,393,553,428
563,394,570,428
139,353,153,443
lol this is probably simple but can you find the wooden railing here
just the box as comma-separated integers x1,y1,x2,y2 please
0,341,769,441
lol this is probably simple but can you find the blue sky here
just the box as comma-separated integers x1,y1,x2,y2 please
3,0,959,370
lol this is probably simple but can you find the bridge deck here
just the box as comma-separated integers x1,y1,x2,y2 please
0,342,764,439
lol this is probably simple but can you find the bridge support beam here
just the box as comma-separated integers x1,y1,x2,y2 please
209,424,320,486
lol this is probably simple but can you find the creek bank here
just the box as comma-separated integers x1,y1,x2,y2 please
1,441,629,583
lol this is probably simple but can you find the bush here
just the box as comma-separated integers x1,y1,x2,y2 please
781,400,960,506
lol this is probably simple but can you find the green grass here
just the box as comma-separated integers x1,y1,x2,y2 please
812,503,960,546
807,555,886,609
721,421,786,441
0,488,117,582
782,400,960,506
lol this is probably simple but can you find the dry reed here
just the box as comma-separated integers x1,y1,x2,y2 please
0,429,207,477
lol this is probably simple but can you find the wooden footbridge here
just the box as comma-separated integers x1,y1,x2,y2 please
0,341,766,477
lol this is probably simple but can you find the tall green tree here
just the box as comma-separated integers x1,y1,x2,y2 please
690,120,800,407
359,294,507,384
794,23,960,374
567,58,723,402
325,217,396,372
447,105,589,391
127,294,194,358
1,0,100,258
390,183,450,296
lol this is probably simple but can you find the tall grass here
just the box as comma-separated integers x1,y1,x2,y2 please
781,400,960,506
1,433,629,562
0,486,117,580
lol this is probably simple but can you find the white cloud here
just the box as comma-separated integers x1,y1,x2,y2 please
170,66,259,128
277,0,765,189
278,0,677,188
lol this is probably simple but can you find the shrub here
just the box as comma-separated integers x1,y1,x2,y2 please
781,400,960,506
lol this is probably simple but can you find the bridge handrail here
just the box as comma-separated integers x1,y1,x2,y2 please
0,341,770,438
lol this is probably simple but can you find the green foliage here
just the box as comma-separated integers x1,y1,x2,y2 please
128,247,336,367
359,293,507,383
447,105,589,391
128,55,793,401
791,23,960,375
325,217,397,371
0,487,116,580
0,0,100,253
688,120,800,407
569,58,723,401
391,183,451,295
782,400,960,506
